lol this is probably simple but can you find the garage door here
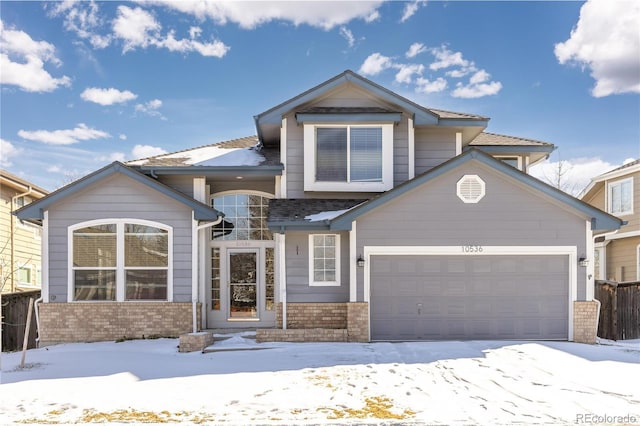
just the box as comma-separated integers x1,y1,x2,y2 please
370,255,569,341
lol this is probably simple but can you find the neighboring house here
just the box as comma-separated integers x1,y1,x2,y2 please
1,170,48,293
581,159,640,282
16,70,622,345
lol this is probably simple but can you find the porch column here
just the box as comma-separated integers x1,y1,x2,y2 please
193,177,207,331
349,221,357,302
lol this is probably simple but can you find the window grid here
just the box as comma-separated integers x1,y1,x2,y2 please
309,234,340,286
608,178,633,215
212,194,273,241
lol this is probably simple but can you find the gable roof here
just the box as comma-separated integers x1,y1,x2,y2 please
467,131,555,165
0,169,49,196
126,136,283,177
254,70,489,146
268,199,366,231
14,162,222,223
305,149,621,232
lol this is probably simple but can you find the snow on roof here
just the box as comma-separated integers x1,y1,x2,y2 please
304,208,351,222
130,145,266,167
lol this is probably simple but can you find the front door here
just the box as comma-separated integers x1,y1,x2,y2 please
228,249,258,319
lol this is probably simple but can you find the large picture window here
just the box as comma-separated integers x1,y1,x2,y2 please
211,193,272,241
304,124,393,192
309,234,340,286
70,220,171,301
608,178,633,216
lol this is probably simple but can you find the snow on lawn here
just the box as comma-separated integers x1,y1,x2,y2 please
1,335,639,425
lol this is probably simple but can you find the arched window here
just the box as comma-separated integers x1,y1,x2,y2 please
211,193,272,241
70,219,171,301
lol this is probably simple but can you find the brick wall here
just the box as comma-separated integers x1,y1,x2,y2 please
573,300,599,344
257,302,370,343
38,302,199,345
276,302,347,329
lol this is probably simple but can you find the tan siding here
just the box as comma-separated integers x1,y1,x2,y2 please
607,173,639,232
605,236,640,281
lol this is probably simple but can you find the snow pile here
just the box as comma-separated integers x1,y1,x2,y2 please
1,337,639,425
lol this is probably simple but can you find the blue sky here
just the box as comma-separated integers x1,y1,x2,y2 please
1,0,639,193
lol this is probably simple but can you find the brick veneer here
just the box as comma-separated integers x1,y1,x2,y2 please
38,302,199,346
179,331,214,352
257,302,370,343
573,300,600,344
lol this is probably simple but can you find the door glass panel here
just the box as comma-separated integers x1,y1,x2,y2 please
265,248,274,311
211,248,221,310
229,252,257,318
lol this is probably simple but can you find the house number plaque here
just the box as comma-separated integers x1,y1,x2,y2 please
461,245,483,253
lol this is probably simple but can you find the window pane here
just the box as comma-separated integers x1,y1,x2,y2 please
350,127,382,182
74,270,116,301
212,194,272,241
316,128,347,181
312,234,337,283
265,248,275,311
621,181,632,212
125,233,168,267
211,247,221,310
73,225,116,267
125,270,167,300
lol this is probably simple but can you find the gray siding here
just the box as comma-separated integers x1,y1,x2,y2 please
210,179,275,196
47,173,194,303
284,231,349,302
158,175,194,197
415,128,457,175
356,160,589,301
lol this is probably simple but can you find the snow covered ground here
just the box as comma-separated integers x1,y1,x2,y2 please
1,333,639,425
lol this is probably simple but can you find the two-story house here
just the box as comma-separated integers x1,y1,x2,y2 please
16,70,622,345
581,159,640,282
1,169,48,293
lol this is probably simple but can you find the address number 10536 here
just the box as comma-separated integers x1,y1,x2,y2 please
461,245,483,253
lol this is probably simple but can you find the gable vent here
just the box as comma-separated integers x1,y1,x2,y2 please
456,174,486,203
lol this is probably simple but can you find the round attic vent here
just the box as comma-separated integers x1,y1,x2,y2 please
456,174,486,203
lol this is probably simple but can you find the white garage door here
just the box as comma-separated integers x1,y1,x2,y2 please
370,255,569,341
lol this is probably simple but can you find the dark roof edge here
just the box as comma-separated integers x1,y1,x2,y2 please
14,162,222,222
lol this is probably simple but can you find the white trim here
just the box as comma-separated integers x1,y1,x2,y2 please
495,155,523,171
349,221,357,302
303,123,394,192
280,118,287,198
594,246,606,281
455,132,462,156
277,233,287,329
593,162,640,182
68,218,173,303
586,220,595,301
42,211,49,303
193,177,206,203
607,176,634,216
308,234,341,287
191,214,198,332
408,118,415,179
604,230,640,240
456,174,486,203
363,245,577,341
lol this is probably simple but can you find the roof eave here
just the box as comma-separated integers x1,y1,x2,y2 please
267,220,331,232
133,165,284,177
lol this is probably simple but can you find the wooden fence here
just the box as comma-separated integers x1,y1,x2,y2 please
1,290,40,352
595,280,640,341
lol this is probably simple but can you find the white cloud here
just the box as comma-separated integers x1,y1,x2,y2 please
47,0,111,49
132,144,167,159
0,20,71,92
469,70,490,84
359,52,394,75
530,157,630,196
47,165,61,173
81,87,138,105
452,80,502,99
339,26,355,48
112,6,161,53
135,99,166,120
148,1,384,30
395,64,425,84
555,0,640,97
446,69,470,78
429,45,472,71
99,152,126,162
415,77,448,94
0,138,21,167
400,1,426,23
364,10,381,23
17,123,111,145
159,29,229,57
406,42,426,59
119,134,127,140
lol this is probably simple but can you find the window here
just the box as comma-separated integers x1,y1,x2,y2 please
608,178,633,215
70,220,171,301
637,245,640,281
309,234,340,286
304,124,393,192
17,267,32,285
211,193,272,241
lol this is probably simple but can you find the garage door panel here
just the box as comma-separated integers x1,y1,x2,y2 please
371,254,569,341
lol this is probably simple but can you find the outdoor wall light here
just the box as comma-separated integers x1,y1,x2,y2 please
357,255,365,267
578,256,589,267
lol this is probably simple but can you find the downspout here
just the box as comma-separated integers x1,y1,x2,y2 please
10,186,34,292
191,215,223,333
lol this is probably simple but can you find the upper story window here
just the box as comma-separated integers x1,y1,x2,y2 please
304,124,394,192
70,220,171,302
608,177,633,216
